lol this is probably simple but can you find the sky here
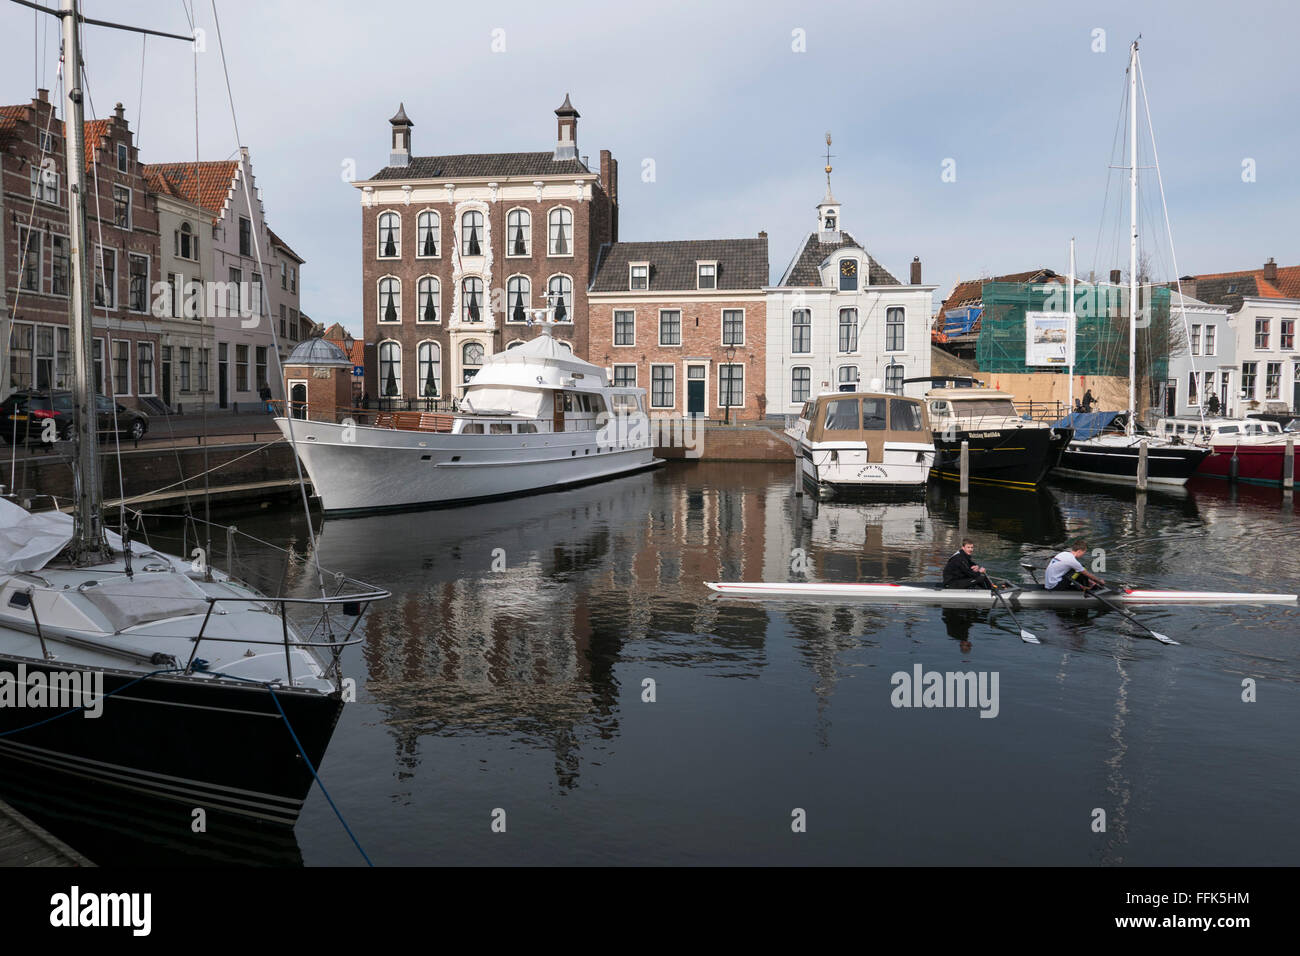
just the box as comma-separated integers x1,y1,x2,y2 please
3,0,1297,338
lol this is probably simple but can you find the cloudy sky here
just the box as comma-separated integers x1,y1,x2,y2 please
4,0,1296,337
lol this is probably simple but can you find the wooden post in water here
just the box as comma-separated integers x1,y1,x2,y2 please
1284,437,1295,491
959,440,970,495
1136,440,1148,491
1229,448,1239,483
794,454,803,497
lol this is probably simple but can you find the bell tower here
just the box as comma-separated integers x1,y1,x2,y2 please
817,131,841,241
389,103,412,168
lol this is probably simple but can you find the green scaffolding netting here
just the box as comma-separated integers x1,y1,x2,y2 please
975,281,1170,383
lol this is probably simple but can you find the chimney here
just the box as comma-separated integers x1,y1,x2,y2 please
1263,257,1277,281
36,88,48,103
910,256,922,285
554,93,579,161
1179,275,1197,299
388,103,413,168
1109,269,1122,285
758,230,767,239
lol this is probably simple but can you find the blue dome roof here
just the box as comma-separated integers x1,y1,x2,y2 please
286,338,352,367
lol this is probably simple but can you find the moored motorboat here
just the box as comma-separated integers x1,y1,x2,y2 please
1156,416,1296,486
276,332,661,514
922,384,1073,489
785,391,934,498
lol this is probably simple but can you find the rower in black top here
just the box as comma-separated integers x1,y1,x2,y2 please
942,539,991,589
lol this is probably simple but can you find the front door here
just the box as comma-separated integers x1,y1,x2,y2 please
290,381,307,420
1165,380,1177,416
687,365,706,416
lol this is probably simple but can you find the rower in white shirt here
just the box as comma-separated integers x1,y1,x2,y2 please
1045,540,1107,592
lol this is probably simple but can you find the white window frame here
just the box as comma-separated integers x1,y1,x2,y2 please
416,275,441,324
127,252,150,314
377,211,401,259
885,363,905,395
1281,318,1296,352
1255,318,1270,351
505,275,532,324
113,184,132,230
718,363,744,409
547,274,573,323
416,340,442,398
650,363,676,409
416,209,441,259
112,338,131,397
547,206,574,257
614,309,636,347
612,364,637,388
460,209,486,257
30,165,59,204
378,339,402,398
790,366,812,404
696,261,717,290
837,365,859,390
838,307,858,353
461,276,486,323
629,262,649,291
93,245,118,310
658,309,683,347
885,306,906,352
1190,324,1201,356
50,233,70,298
377,275,401,324
16,226,42,293
721,308,744,346
791,309,812,355
505,208,531,257
1204,324,1216,356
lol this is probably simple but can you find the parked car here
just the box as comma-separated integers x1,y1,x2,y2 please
0,389,149,444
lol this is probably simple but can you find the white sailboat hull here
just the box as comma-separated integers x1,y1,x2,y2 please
277,418,661,514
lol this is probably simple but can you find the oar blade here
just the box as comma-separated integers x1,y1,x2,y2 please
1020,629,1040,645
1150,631,1179,646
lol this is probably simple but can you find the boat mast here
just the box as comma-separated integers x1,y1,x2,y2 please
61,0,110,564
1127,39,1139,436
1068,237,1076,414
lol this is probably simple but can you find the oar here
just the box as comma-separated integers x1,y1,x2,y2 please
1083,587,1179,646
981,573,1039,644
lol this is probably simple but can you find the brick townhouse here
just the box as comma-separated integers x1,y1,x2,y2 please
353,95,618,403
2,91,162,406
587,238,769,419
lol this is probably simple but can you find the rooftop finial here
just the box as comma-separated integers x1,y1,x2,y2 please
822,131,836,203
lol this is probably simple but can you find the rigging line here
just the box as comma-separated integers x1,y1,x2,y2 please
81,60,204,532
1090,67,1130,279
1137,54,1200,423
134,34,145,148
7,53,66,492
209,0,325,599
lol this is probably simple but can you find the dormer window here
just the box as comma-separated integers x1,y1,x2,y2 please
629,263,648,290
839,258,858,291
697,262,717,290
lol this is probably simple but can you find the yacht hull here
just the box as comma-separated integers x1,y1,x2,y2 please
1054,437,1210,486
278,418,661,515
1199,443,1290,485
0,655,342,827
931,427,1073,489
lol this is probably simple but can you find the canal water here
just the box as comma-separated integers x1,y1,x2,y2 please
10,463,1299,865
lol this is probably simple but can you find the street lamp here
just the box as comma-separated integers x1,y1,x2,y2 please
723,343,737,424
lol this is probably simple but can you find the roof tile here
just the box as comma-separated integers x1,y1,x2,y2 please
589,238,768,292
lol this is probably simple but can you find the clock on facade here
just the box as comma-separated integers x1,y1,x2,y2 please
840,259,856,277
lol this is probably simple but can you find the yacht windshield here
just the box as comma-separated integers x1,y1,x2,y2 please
949,399,1018,418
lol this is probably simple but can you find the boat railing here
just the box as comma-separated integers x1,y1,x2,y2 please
114,510,390,687
1013,400,1069,422
271,399,459,430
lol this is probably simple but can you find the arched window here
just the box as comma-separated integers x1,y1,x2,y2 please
885,364,905,395
417,211,439,257
461,210,484,256
547,275,572,323
548,207,572,256
417,341,441,398
556,340,573,353
462,341,484,382
379,341,402,398
377,211,400,258
461,277,484,322
177,221,197,260
506,340,525,349
507,276,531,323
417,276,440,323
507,209,531,256
378,276,400,323
837,366,859,392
